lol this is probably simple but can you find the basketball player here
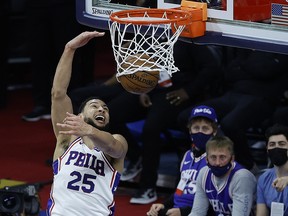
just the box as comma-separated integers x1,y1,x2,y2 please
188,136,256,216
147,105,218,216
46,31,128,216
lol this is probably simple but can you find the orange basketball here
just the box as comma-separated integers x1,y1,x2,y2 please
118,54,160,94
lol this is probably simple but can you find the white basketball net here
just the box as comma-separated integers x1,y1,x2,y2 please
109,10,187,79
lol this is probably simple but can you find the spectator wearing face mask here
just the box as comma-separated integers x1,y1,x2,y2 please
188,135,256,216
146,105,218,216
256,124,288,216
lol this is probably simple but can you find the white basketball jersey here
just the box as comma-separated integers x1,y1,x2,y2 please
47,137,121,216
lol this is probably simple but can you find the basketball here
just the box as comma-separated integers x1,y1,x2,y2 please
118,54,160,94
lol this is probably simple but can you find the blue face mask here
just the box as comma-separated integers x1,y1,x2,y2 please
190,132,213,150
208,161,232,177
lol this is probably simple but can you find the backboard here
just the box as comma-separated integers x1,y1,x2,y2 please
76,0,288,54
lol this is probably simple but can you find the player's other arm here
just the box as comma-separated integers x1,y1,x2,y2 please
86,124,128,159
56,112,128,159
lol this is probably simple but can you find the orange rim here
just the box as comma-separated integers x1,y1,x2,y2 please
109,8,192,25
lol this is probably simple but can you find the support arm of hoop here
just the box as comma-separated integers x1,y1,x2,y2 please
181,1,207,21
173,1,207,38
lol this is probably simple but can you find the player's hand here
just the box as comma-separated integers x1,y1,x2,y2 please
166,208,181,216
272,176,288,192
166,88,189,106
57,112,92,136
146,203,164,216
66,31,105,50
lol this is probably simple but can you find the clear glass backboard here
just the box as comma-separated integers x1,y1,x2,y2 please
76,0,288,54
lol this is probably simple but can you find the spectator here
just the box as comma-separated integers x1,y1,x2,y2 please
22,0,94,121
178,48,288,171
256,124,288,216
108,41,223,204
188,135,256,216
47,31,128,215
146,105,218,216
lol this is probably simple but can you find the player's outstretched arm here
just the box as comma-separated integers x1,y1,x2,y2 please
51,31,105,138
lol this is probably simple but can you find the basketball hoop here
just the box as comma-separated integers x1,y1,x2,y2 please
109,8,194,79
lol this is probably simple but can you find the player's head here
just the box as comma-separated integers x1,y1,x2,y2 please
188,105,218,151
78,96,110,131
